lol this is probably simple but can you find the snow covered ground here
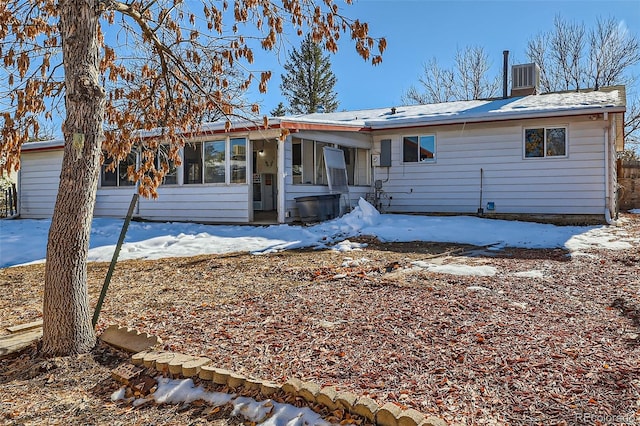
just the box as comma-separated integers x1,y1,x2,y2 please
1,198,637,269
2,200,638,422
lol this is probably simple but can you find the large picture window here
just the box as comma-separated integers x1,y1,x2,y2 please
524,127,567,158
184,138,247,184
101,138,246,187
292,138,369,186
403,135,436,163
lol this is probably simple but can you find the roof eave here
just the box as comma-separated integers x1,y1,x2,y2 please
279,120,369,132
20,140,65,152
368,105,626,130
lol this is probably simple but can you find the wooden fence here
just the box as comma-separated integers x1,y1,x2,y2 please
619,160,640,211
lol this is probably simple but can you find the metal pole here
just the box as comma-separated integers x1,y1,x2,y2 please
92,193,139,327
477,168,484,216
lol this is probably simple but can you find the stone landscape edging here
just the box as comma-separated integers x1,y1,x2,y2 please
102,325,447,426
127,349,447,426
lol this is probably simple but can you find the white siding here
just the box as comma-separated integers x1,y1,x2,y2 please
19,150,63,218
94,188,137,217
371,117,609,215
95,185,250,223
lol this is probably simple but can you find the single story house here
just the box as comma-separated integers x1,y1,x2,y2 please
18,79,626,225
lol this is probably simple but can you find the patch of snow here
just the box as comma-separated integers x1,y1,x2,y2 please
332,240,366,252
111,378,331,426
152,377,234,406
513,270,545,279
467,286,492,292
341,257,371,267
231,396,273,423
413,261,497,277
110,387,127,402
570,252,599,259
565,226,635,252
315,319,347,328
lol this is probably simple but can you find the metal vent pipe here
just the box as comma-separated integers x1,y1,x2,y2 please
503,50,509,98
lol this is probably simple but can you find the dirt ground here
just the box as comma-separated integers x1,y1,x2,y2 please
1,214,640,425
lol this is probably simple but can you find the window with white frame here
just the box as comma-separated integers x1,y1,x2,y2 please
203,140,225,183
229,138,247,183
524,127,567,158
292,138,369,186
184,138,247,184
403,135,436,163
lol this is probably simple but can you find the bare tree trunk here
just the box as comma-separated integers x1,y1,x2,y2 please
42,0,105,356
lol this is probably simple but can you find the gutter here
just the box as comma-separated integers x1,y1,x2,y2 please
603,120,615,225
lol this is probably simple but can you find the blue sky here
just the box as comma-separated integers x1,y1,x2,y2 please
248,0,640,113
31,0,640,137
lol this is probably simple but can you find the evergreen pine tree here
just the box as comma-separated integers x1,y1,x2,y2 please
280,34,339,114
270,102,287,116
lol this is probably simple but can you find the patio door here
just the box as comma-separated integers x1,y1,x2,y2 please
251,139,278,222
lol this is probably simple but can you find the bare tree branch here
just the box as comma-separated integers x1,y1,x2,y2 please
589,17,640,90
404,47,498,105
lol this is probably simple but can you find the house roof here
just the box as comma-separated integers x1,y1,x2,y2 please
281,85,626,131
20,86,626,153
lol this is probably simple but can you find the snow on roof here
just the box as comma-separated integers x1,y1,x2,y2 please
283,87,625,129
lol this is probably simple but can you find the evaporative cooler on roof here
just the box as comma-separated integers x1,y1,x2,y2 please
511,63,540,96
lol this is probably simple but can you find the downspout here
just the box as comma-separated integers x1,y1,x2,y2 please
603,119,614,225
477,168,484,216
277,133,287,223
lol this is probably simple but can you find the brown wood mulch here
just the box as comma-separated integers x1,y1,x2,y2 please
1,214,640,425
